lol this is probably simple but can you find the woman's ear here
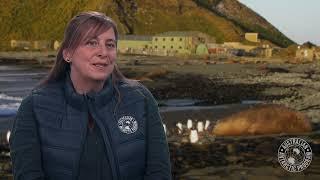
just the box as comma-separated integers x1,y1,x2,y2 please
63,49,72,63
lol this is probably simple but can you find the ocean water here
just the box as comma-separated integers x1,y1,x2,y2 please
0,93,21,117
0,65,47,117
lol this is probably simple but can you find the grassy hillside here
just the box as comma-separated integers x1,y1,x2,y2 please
193,0,295,47
132,0,242,43
0,0,294,48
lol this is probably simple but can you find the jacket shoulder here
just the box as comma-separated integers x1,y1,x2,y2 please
32,81,64,96
31,81,65,110
118,80,157,105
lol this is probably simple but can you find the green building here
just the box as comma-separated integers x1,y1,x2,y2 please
195,43,209,56
151,31,215,56
117,35,152,54
117,31,215,56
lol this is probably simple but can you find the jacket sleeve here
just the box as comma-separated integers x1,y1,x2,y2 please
139,86,172,180
9,95,45,180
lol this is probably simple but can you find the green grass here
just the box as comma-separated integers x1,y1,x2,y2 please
0,0,293,50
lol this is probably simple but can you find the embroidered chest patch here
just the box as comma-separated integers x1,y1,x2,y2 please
118,116,138,134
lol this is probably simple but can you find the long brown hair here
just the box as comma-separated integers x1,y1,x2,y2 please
40,11,127,106
41,11,125,84
39,11,126,109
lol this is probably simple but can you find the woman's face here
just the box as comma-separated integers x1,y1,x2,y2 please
67,28,117,83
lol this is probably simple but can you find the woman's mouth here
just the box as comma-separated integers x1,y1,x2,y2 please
92,63,109,69
93,63,106,68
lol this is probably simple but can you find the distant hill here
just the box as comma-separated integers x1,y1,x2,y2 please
0,0,294,48
193,0,295,47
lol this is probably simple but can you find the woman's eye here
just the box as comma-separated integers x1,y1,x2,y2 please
86,40,98,47
106,43,116,49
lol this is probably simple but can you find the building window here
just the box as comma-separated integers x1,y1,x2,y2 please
155,38,158,41
179,38,183,41
145,45,148,48
171,46,173,49
171,38,174,41
163,46,165,49
179,46,182,49
163,38,166,41
155,45,158,49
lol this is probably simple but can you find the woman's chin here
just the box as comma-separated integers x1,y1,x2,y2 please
90,74,110,82
87,68,113,81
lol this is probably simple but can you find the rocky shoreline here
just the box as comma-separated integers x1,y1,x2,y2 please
1,55,320,179
167,132,320,179
123,57,320,179
120,58,320,125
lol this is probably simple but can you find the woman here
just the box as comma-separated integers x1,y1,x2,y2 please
10,11,171,180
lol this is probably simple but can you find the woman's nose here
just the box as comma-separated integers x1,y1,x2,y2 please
97,45,109,57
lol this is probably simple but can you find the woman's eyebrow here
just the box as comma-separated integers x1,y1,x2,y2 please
106,39,116,43
83,36,98,41
83,36,116,43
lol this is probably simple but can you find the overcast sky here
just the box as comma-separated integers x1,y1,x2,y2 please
238,0,320,45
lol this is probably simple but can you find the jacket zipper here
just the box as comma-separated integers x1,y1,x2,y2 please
72,95,89,180
87,96,120,180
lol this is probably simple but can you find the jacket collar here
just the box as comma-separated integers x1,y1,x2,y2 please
64,72,114,110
